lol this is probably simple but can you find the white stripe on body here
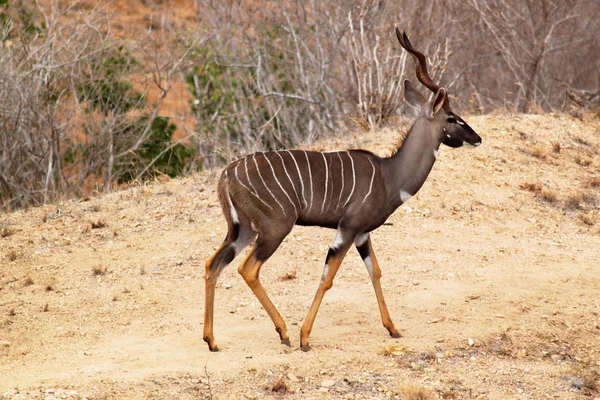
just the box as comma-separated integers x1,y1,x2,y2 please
275,152,301,206
252,153,287,216
234,160,273,210
225,187,239,224
264,153,297,215
362,158,376,203
303,151,314,213
320,153,329,215
284,150,307,210
343,151,356,207
335,152,345,212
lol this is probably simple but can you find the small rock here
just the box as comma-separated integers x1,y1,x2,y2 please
223,283,232,289
0,340,11,347
467,337,475,347
287,373,299,382
321,379,335,388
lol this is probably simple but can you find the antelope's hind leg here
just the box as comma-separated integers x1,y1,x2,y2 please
204,219,255,352
237,230,292,346
355,233,401,338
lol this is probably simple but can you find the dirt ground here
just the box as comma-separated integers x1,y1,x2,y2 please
1,113,600,399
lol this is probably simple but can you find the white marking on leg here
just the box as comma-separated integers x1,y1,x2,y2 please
335,152,345,212
362,158,376,203
321,263,329,282
364,255,374,280
235,160,273,210
400,190,412,203
355,233,369,247
253,153,287,216
264,152,297,215
331,230,344,251
320,153,329,215
433,149,438,159
285,150,307,210
276,152,301,206
303,150,314,213
343,152,356,207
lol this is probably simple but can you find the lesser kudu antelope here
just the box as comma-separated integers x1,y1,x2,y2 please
203,28,482,351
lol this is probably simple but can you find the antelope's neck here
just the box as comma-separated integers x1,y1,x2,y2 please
382,124,440,210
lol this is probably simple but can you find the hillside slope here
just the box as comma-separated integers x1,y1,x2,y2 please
1,114,600,399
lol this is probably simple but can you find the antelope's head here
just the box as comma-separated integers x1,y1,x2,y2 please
396,28,482,148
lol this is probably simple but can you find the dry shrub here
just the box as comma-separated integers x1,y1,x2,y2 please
540,189,558,204
579,213,595,226
520,182,542,193
564,192,584,210
278,271,297,281
530,146,547,160
575,156,592,167
6,250,17,262
567,365,599,395
23,276,34,287
91,219,107,229
0,227,16,238
399,384,434,400
551,141,561,153
588,177,600,188
92,265,108,276
271,375,288,394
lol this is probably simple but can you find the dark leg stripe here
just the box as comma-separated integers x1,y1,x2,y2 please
356,241,370,260
209,245,236,273
326,247,337,263
230,222,240,242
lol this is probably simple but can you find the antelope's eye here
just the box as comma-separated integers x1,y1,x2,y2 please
447,116,456,124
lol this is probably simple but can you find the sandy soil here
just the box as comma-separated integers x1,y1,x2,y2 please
1,113,600,399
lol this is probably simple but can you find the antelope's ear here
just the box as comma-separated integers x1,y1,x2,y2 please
426,87,447,119
404,79,426,109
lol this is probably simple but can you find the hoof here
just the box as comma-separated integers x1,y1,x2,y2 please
281,338,292,347
204,336,219,352
390,331,402,339
300,344,311,352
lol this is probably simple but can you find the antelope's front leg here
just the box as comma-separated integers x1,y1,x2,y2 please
300,230,353,351
355,233,401,338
